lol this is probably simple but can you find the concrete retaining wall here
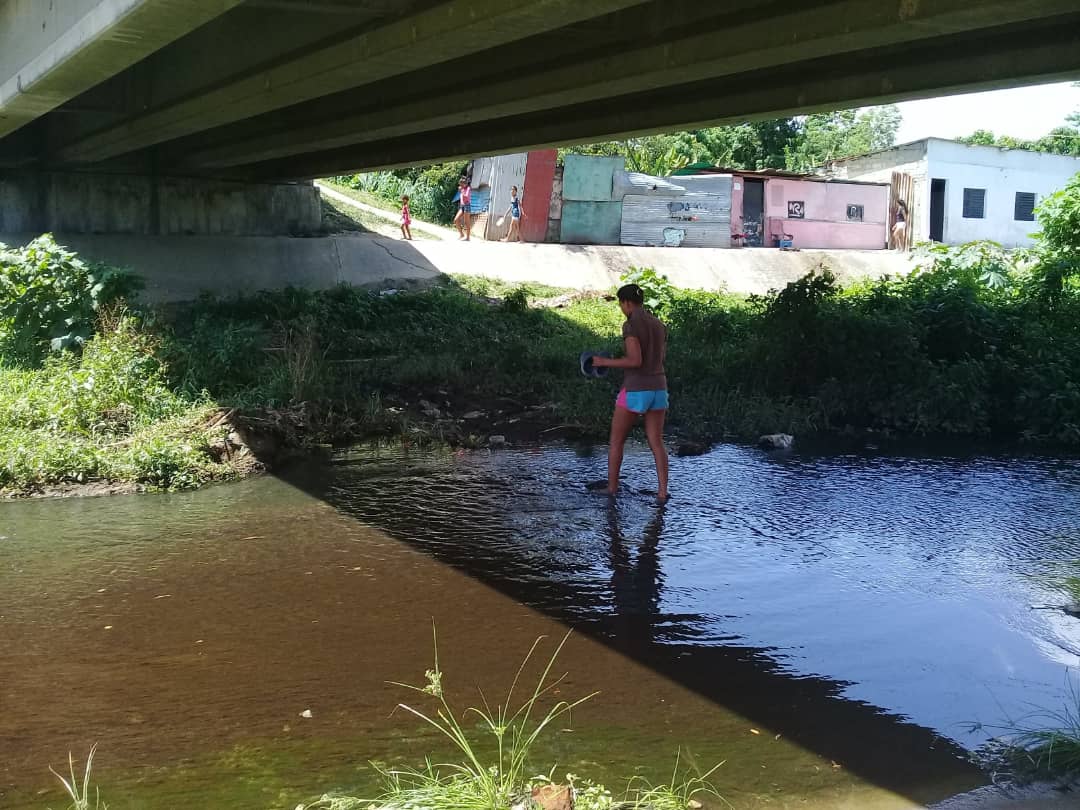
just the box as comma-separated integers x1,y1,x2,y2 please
0,232,915,303
0,171,322,235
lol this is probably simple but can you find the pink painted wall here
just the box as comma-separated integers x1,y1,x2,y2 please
759,177,888,250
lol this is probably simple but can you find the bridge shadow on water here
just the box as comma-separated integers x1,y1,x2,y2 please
278,448,987,807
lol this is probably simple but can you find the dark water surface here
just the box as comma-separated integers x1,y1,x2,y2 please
3,442,1080,809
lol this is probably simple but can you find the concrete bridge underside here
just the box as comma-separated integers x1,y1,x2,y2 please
0,0,1078,181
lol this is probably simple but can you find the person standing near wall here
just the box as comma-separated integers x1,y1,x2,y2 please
454,178,473,241
590,284,670,503
892,199,908,251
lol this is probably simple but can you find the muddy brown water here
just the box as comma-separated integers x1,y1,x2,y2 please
3,442,1080,809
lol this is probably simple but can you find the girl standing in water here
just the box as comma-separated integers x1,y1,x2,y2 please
590,284,670,503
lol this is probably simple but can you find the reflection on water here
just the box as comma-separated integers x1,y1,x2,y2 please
2,441,1079,809
306,443,1080,745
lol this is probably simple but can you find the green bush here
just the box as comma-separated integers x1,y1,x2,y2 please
0,234,141,366
0,318,228,492
1030,171,1080,301
1036,171,1080,257
620,266,676,315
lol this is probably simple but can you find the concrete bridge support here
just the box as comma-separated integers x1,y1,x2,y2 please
0,171,321,236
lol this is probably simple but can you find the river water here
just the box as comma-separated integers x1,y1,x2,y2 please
3,442,1080,809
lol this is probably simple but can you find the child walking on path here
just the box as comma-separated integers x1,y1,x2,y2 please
500,185,526,242
399,195,412,241
590,284,670,503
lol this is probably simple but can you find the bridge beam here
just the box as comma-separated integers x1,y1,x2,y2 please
52,0,652,164
0,0,244,140
179,0,1080,170
235,17,1080,179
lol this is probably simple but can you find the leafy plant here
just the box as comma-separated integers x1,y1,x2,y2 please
620,266,676,315
910,239,1021,290
378,629,596,810
300,631,725,810
0,235,141,366
502,286,531,313
1030,172,1080,300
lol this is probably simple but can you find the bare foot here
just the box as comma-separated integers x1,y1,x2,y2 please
585,480,616,495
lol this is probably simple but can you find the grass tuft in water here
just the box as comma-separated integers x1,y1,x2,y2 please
48,744,107,810
301,630,724,810
968,671,1080,781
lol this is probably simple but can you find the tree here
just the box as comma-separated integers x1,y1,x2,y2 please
784,105,901,172
561,104,897,177
957,129,997,146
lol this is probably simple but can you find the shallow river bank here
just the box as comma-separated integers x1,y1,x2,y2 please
3,442,1080,808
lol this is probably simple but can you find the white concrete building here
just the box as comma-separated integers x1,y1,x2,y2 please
825,138,1080,248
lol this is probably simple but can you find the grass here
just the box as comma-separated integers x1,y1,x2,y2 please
319,181,442,240
49,744,107,810
969,673,1080,782
0,316,238,494
321,180,405,215
299,630,724,810
6,235,1080,494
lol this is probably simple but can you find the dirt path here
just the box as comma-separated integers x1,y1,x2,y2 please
315,181,455,240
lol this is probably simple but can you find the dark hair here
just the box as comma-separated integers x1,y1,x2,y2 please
897,199,908,212
616,284,644,305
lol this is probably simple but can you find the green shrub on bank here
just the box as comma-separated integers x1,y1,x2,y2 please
331,161,466,225
0,234,141,366
153,233,1080,448
0,319,230,492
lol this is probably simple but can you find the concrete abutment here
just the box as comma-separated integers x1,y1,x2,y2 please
0,171,321,236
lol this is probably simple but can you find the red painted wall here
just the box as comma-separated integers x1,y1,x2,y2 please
522,150,557,242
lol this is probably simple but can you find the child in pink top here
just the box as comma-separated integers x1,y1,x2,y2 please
399,195,412,241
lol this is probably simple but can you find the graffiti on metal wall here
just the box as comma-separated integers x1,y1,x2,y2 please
667,200,723,221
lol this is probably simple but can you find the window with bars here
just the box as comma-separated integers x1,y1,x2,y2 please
962,188,986,219
1014,191,1036,221
846,204,864,222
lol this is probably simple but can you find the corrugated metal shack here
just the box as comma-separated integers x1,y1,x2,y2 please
673,165,889,249
622,172,732,247
466,151,556,241
462,152,885,249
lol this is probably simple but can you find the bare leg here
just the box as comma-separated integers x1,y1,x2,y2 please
607,407,638,494
643,409,669,501
454,210,463,238
463,212,471,241
405,224,412,240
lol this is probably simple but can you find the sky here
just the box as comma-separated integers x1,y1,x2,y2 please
893,81,1080,143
